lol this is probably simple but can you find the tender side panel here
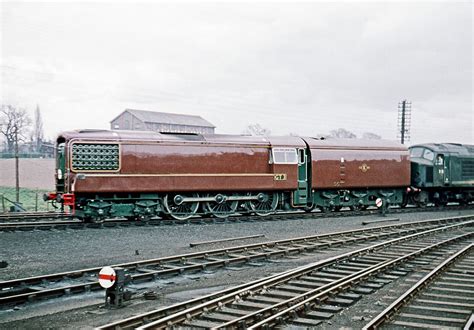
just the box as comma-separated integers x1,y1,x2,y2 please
310,148,410,189
73,142,298,193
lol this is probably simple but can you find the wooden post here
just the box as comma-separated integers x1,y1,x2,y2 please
35,191,38,212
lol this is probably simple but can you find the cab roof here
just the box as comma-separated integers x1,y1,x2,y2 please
303,137,407,151
410,143,474,156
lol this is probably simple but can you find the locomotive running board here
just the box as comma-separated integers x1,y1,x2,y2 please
175,194,263,204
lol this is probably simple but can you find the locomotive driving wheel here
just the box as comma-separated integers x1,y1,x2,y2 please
163,193,200,220
204,194,238,218
247,192,279,216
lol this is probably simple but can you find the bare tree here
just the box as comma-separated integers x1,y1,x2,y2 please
32,104,44,152
0,105,31,152
362,132,382,139
328,128,357,139
0,105,32,202
242,123,271,136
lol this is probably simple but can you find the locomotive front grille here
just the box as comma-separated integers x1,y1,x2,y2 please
461,160,474,179
71,143,120,171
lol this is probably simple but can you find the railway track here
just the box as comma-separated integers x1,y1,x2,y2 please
0,211,71,222
1,203,472,232
364,243,473,329
1,215,472,308
97,218,474,329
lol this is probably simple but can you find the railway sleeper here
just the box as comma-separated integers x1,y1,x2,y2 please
232,300,271,311
441,275,474,283
415,298,474,309
395,312,467,327
405,305,472,317
247,295,287,305
290,316,323,327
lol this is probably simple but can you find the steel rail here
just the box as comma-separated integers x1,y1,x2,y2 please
1,216,471,309
363,243,473,330
2,214,470,291
100,219,474,329
0,218,136,231
247,234,473,329
96,262,315,330
0,212,72,223
465,314,474,330
0,211,69,219
1,203,472,231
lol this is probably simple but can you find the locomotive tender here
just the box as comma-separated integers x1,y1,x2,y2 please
44,130,472,222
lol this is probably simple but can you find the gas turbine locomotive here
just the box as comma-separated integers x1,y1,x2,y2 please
45,130,410,222
44,130,472,222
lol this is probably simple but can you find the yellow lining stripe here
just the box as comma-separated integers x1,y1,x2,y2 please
79,173,279,178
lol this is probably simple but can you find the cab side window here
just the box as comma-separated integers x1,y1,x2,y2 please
435,154,444,166
423,149,435,161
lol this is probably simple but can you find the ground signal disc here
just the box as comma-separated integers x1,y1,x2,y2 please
98,266,116,288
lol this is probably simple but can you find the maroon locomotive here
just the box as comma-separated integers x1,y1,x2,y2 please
45,130,410,222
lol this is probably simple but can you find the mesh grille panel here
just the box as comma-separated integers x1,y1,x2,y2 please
72,143,119,171
462,160,474,179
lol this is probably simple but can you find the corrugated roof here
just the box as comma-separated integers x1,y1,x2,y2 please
114,109,215,128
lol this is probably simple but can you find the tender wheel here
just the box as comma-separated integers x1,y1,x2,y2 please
318,206,329,213
131,215,151,222
350,205,366,211
204,194,238,218
304,205,315,213
82,216,105,223
247,192,279,216
163,193,200,220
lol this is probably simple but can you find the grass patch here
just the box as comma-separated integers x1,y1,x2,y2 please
0,186,52,212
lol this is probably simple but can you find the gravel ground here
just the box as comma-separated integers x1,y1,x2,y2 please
0,209,472,329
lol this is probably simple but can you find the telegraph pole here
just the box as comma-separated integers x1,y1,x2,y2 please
15,128,19,203
398,100,411,144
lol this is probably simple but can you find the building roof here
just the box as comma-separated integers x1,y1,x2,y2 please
112,109,215,128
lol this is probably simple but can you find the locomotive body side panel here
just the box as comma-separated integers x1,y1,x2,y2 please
305,139,410,189
64,132,301,193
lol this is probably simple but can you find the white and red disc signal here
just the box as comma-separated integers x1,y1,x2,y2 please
98,266,116,288
375,198,383,208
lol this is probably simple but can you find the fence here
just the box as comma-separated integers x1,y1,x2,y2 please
0,152,53,159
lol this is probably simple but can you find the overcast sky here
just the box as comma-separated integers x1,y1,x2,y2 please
1,1,472,144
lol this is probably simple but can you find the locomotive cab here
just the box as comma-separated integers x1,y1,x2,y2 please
410,147,450,188
56,141,66,193
44,136,75,211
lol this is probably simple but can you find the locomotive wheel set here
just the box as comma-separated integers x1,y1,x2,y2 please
44,130,474,222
